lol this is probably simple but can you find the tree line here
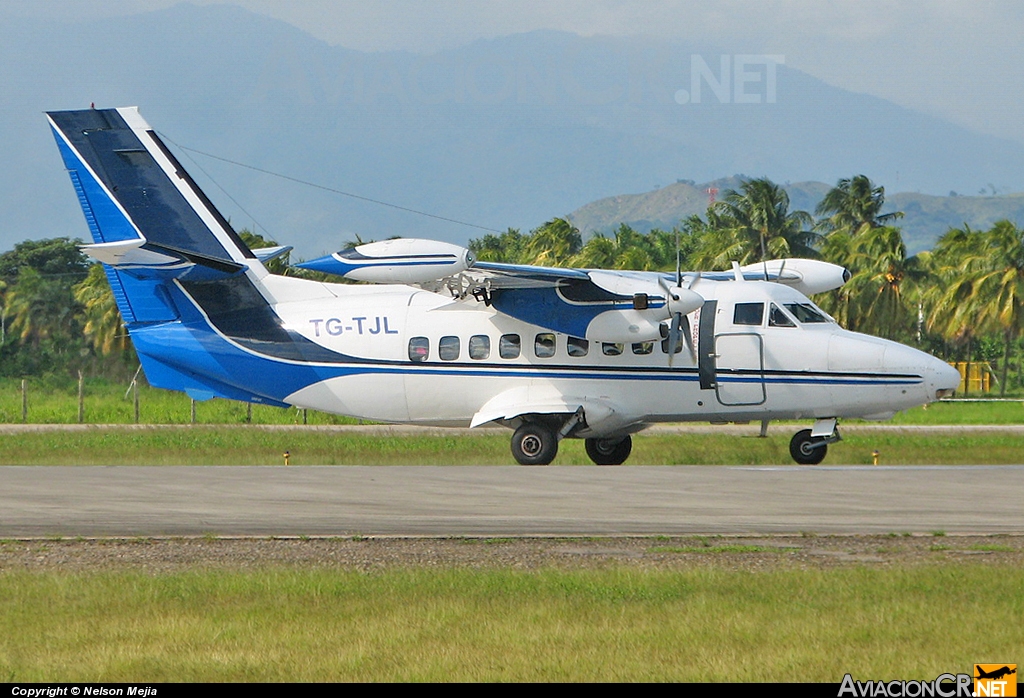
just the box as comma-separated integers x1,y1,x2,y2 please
3,175,1024,393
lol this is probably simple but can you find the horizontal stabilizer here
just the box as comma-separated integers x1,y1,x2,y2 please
81,237,244,281
82,238,183,269
253,245,292,264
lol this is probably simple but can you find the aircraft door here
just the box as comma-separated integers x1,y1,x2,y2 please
714,332,767,406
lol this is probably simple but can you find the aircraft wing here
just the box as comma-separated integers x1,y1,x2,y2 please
297,239,848,343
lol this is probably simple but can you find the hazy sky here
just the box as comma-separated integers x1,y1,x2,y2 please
4,0,1022,145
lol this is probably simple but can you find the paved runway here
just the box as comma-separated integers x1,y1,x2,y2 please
1,465,1021,536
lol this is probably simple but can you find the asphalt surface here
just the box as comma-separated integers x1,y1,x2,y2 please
1,464,1021,537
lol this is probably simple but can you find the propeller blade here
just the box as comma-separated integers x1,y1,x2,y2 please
667,312,682,367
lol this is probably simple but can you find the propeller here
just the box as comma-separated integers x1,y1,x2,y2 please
658,232,702,366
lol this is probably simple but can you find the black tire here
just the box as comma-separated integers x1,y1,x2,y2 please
511,423,558,465
585,436,633,465
789,429,827,465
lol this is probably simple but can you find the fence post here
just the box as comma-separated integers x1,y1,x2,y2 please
134,381,140,424
190,398,197,424
78,370,85,424
21,378,27,423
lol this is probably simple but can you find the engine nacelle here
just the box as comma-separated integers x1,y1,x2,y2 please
585,309,669,343
739,258,851,295
297,238,473,283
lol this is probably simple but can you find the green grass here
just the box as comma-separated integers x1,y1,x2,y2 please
883,400,1024,425
5,377,1024,427
0,377,360,425
0,565,1019,682
3,426,1024,464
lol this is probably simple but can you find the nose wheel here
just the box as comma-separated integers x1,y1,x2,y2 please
789,430,827,464
789,420,841,465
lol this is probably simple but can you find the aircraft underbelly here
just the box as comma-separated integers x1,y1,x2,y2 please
286,374,410,422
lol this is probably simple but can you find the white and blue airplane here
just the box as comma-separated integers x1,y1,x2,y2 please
47,106,961,465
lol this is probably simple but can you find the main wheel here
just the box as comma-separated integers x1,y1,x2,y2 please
789,429,827,465
585,436,633,465
511,423,558,465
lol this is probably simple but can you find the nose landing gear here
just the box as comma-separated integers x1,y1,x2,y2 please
789,418,841,465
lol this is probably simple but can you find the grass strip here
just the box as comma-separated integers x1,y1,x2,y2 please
3,426,1024,464
0,565,1020,682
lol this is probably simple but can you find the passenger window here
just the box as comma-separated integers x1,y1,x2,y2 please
468,335,490,360
439,335,460,361
408,336,429,362
632,342,654,355
769,303,796,327
733,302,764,326
499,334,521,359
534,333,556,358
602,342,623,356
567,337,589,357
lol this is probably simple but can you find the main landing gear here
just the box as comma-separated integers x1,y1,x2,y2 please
788,418,841,465
510,410,633,466
584,436,632,465
511,423,559,465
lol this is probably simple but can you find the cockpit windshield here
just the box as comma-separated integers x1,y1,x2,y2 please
783,302,831,324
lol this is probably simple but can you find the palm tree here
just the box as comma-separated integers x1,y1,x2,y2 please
4,267,81,350
815,175,903,237
569,224,679,271
469,228,528,264
929,221,1024,395
693,178,817,268
848,226,925,340
927,222,1024,392
524,218,582,267
74,264,129,356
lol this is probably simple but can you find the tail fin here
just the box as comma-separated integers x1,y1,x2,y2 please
47,106,265,324
47,106,323,406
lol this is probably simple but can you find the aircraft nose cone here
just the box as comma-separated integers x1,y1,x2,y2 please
928,358,961,398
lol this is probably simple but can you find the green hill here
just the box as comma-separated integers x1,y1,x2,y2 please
569,179,1024,254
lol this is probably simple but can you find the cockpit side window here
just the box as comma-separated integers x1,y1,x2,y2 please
784,302,830,323
733,302,764,326
769,303,796,327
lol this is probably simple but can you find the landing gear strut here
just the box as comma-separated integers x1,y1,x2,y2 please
789,418,841,465
585,436,632,465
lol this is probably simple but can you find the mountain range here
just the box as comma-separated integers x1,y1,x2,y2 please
2,3,1024,259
